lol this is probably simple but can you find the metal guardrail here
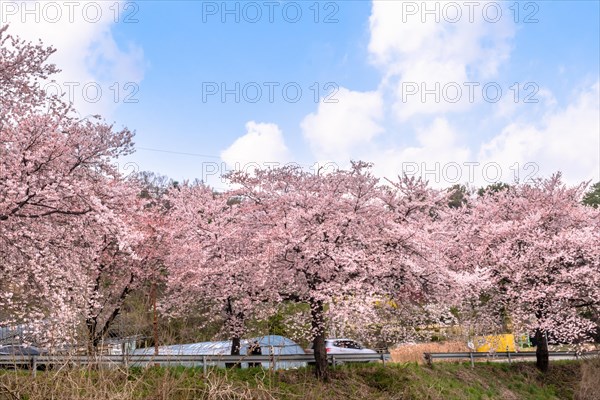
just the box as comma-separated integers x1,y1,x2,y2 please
0,353,391,376
423,351,600,368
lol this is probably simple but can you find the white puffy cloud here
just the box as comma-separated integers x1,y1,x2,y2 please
479,82,600,184
368,83,599,188
1,0,145,118
370,118,472,187
301,87,384,162
369,1,514,77
221,121,291,168
369,0,515,120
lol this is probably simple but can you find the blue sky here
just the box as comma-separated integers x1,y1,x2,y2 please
4,1,599,188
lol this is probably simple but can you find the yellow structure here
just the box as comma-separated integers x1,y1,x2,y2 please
475,334,516,352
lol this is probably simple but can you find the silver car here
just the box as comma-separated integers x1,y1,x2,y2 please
306,339,381,365
324,339,377,355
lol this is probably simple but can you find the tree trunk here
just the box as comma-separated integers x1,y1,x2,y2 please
225,298,242,368
85,318,102,370
535,329,549,372
86,272,133,357
226,336,242,369
310,299,329,381
86,317,99,356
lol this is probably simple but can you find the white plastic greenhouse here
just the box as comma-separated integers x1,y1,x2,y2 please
132,335,307,370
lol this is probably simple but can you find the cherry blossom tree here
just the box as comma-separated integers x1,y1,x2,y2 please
227,163,455,379
451,174,600,371
163,182,276,360
228,163,375,378
73,178,167,355
0,25,61,119
377,175,458,305
0,25,137,346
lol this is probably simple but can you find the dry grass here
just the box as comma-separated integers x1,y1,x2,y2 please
390,341,469,364
576,357,600,400
0,366,277,400
0,359,597,399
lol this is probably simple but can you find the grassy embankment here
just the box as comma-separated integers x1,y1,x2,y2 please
1,358,599,400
